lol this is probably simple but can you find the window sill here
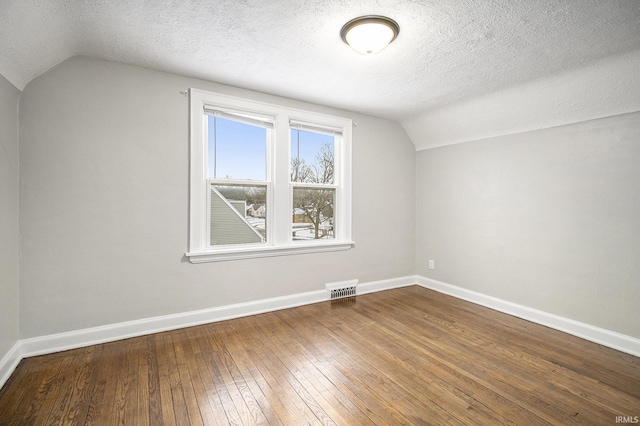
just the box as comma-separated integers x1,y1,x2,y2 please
186,241,355,263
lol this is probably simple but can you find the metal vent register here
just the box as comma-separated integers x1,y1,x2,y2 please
326,280,358,300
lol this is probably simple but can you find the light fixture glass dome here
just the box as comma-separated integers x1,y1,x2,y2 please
341,16,399,55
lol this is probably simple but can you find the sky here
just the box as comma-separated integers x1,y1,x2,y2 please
208,116,333,181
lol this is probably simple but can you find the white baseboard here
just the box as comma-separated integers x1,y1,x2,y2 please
11,276,414,370
0,342,21,390
3,274,638,391
416,276,640,357
357,275,416,295
19,289,324,358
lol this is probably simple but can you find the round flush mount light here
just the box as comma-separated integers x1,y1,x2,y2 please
340,15,400,55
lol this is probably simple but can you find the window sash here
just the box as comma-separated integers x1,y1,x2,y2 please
290,129,338,186
291,186,337,242
207,119,271,182
207,181,269,247
291,183,337,190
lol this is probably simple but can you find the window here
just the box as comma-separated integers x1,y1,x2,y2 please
187,89,353,263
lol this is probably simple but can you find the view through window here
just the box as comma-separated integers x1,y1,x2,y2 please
207,115,268,246
291,127,335,241
187,89,353,262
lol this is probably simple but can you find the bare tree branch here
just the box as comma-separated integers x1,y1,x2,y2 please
292,142,335,239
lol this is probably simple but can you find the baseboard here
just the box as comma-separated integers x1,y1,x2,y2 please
5,274,637,391
19,289,321,358
417,276,640,357
18,275,415,360
0,342,22,390
357,275,416,295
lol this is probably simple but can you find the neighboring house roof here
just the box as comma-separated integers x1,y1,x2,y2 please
210,188,264,245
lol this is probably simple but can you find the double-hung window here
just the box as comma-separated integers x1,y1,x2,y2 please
187,89,353,263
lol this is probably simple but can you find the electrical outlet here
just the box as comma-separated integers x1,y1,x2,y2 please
429,259,435,270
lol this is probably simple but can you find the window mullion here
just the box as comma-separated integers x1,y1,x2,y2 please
272,114,291,245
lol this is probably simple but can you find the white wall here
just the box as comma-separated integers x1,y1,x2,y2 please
0,74,20,359
416,112,640,338
18,57,416,338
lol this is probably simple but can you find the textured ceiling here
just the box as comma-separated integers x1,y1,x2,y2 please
1,0,640,143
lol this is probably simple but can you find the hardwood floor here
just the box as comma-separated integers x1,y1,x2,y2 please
1,286,638,425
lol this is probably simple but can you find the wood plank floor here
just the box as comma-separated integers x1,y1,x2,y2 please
1,286,638,425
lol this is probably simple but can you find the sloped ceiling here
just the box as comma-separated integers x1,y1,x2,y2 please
1,0,640,148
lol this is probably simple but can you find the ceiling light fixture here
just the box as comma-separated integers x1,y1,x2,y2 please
340,15,400,55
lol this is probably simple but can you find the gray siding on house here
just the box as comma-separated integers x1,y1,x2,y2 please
229,200,246,215
210,188,263,245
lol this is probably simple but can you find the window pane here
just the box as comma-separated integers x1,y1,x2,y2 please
290,129,334,184
210,184,267,245
208,115,267,180
292,187,335,240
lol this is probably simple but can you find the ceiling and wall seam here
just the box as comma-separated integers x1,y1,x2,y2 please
403,49,640,151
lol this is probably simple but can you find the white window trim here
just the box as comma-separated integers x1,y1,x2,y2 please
186,89,354,263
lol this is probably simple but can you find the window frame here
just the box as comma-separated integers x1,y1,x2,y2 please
187,89,354,263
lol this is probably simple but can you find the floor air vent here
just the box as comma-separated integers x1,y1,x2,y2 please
326,280,358,300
